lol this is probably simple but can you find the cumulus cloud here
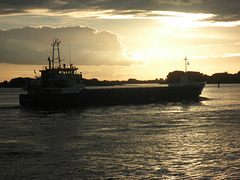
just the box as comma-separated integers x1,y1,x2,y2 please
0,26,141,66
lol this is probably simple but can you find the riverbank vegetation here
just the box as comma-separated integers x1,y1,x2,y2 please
1,71,240,87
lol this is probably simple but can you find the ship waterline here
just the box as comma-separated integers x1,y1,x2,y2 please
19,85,205,107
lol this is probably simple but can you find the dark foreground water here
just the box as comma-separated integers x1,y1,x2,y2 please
0,84,240,179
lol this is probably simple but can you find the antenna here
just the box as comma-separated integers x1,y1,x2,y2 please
184,55,189,73
69,38,71,65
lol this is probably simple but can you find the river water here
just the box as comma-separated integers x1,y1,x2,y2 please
0,84,239,179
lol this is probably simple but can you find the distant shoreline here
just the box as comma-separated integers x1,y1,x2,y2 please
1,82,240,89
1,70,240,88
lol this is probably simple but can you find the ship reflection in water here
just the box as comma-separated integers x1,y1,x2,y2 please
0,84,240,179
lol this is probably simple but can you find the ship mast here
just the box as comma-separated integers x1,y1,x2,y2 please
51,38,61,69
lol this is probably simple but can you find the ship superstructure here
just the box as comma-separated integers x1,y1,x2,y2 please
25,39,85,95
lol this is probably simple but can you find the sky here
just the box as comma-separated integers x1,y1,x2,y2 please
0,0,240,81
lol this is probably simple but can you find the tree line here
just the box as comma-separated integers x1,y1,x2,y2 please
166,71,240,84
1,71,240,87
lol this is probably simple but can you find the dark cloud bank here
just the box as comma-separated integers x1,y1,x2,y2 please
0,26,135,66
1,0,240,22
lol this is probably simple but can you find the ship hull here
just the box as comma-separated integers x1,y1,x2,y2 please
19,85,204,107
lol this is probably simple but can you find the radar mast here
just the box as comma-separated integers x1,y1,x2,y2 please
51,38,61,69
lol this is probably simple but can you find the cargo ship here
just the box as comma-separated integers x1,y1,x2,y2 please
19,39,205,107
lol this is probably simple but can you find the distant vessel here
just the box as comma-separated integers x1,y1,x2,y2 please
19,39,205,107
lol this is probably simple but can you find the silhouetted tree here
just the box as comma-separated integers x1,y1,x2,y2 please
167,71,208,83
186,71,205,82
8,77,33,87
127,78,139,83
0,80,8,87
166,71,185,83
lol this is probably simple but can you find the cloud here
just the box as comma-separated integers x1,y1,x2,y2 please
0,26,141,66
0,0,239,17
154,0,203,6
1,0,240,24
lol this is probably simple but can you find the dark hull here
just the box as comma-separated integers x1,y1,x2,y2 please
19,85,204,107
